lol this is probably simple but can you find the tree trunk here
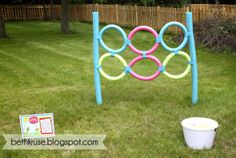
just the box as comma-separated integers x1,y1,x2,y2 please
61,0,70,34
42,0,48,20
0,6,8,38
0,19,7,38
50,0,55,21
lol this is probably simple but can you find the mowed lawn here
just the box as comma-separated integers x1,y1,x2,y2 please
0,21,235,158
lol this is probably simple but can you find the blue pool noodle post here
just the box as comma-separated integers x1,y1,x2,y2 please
93,12,102,105
186,12,198,104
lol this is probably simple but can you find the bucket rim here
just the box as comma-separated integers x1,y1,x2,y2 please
181,117,219,131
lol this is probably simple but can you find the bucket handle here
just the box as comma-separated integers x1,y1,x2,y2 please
214,124,221,132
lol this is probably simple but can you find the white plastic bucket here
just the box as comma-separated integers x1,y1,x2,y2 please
181,117,219,150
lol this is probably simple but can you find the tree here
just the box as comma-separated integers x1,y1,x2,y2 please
42,0,48,20
61,0,70,34
0,19,7,38
0,6,8,38
140,0,155,6
50,0,55,21
215,0,220,4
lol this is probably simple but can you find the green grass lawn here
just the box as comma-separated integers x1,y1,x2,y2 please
0,21,235,158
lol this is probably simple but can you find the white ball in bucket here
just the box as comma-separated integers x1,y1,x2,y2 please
181,117,219,150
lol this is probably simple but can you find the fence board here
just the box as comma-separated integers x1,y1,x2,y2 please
0,4,235,32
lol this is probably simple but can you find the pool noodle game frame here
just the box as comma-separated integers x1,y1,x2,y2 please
93,11,198,105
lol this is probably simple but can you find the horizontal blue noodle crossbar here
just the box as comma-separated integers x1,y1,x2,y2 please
92,11,198,105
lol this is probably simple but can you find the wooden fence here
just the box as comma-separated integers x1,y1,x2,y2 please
1,4,236,31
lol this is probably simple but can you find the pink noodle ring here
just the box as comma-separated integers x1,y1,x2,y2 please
128,26,159,55
128,55,162,81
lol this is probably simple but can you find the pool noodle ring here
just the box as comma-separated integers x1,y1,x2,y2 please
98,53,128,80
162,51,191,79
128,55,162,81
128,26,159,55
99,24,127,54
98,24,191,81
159,22,188,52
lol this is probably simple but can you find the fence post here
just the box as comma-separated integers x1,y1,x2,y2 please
93,12,103,105
135,5,138,26
186,12,198,105
156,6,160,29
95,3,98,11
115,4,119,24
149,6,152,27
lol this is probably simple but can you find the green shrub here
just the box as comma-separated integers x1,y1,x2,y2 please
194,16,236,52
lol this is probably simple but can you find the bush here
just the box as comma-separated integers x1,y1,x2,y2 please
194,16,236,52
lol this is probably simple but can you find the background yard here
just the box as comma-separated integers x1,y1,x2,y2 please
0,21,235,157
